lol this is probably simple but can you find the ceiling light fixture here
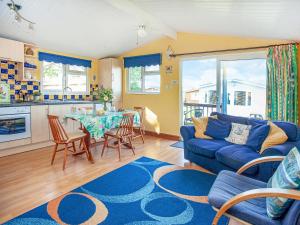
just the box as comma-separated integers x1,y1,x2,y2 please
137,25,147,38
7,0,35,30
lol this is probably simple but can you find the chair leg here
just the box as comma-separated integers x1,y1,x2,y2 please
81,138,90,160
51,143,58,165
117,139,121,161
128,136,135,156
101,136,108,157
140,128,145,143
72,142,77,153
63,144,68,170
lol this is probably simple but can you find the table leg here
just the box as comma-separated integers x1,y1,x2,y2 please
83,127,94,163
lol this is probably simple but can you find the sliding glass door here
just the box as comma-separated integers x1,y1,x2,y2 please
180,52,267,125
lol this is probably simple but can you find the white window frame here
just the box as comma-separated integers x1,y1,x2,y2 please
41,62,89,95
127,65,160,94
179,50,267,127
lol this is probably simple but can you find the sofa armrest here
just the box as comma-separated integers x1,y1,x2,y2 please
180,126,195,142
257,142,298,182
261,142,296,157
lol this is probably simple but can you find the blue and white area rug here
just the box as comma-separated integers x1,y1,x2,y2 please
4,157,228,225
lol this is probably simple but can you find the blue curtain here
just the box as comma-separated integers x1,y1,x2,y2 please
38,52,91,68
124,53,161,68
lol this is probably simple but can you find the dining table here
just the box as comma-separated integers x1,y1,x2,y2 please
64,110,140,162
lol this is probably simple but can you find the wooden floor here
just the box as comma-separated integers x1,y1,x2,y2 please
0,136,241,225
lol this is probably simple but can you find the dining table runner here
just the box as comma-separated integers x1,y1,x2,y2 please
64,111,140,139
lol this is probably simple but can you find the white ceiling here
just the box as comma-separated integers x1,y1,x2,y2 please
0,0,299,58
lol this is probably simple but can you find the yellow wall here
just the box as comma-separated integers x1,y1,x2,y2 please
36,48,98,85
120,32,287,136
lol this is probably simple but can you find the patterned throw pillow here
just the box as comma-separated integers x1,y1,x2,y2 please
225,123,251,145
267,147,300,219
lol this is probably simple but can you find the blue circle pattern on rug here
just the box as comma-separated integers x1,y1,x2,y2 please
158,169,216,196
141,192,193,224
4,218,59,225
58,193,96,224
81,164,155,203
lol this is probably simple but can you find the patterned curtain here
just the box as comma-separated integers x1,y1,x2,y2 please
267,44,298,124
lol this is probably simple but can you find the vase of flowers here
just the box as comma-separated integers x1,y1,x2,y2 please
98,86,113,111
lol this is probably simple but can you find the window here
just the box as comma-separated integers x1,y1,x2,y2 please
207,90,217,104
247,92,252,106
234,91,246,106
127,65,160,93
41,61,88,94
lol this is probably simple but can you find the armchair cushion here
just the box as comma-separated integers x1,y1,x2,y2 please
215,145,260,175
186,138,231,158
208,170,280,225
267,147,300,219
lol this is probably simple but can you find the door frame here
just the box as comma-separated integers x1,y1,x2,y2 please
179,50,267,127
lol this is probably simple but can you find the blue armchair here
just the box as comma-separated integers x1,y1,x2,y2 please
208,156,300,225
180,113,300,182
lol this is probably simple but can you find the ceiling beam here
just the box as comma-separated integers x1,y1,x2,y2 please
104,0,177,39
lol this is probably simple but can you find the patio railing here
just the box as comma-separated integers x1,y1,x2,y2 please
183,102,219,125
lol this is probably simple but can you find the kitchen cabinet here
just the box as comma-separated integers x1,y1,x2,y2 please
0,37,24,62
98,58,122,109
31,105,50,143
48,104,74,135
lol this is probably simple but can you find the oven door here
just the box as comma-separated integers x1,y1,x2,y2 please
0,113,31,143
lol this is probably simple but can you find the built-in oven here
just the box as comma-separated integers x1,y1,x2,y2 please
0,106,31,143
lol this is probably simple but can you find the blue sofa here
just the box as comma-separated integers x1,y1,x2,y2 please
180,112,300,182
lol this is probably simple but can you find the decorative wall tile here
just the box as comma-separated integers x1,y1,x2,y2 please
0,60,98,101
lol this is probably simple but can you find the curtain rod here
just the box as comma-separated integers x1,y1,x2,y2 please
169,42,298,58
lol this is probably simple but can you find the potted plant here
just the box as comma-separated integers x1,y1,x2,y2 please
98,86,113,111
33,91,41,102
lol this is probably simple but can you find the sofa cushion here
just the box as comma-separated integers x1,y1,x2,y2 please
208,170,280,225
204,117,231,140
246,123,270,151
192,116,217,139
186,138,231,158
273,121,298,142
216,145,260,175
225,123,252,145
260,122,288,154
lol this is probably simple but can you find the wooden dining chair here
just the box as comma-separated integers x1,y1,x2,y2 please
133,106,145,143
101,113,135,161
48,115,91,170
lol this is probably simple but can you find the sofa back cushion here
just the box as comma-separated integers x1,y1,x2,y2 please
204,118,231,140
267,147,300,219
246,123,270,151
273,121,299,142
210,112,299,142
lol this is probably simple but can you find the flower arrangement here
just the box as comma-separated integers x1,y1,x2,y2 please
98,86,113,110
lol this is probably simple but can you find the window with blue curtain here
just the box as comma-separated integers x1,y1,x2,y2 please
38,52,91,68
124,53,162,94
38,52,91,95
